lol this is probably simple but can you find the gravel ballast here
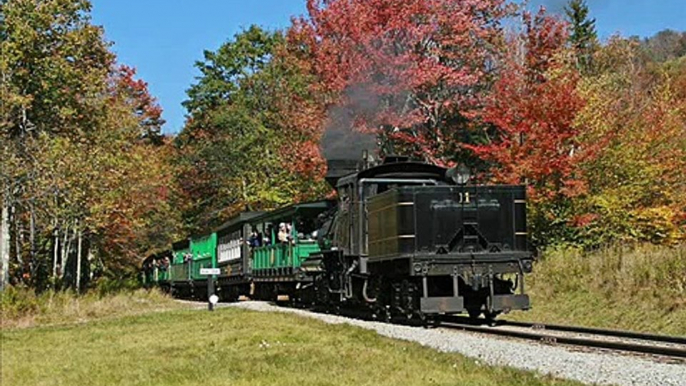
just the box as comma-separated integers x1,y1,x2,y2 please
228,301,686,386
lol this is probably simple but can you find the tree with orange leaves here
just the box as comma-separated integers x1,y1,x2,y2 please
1,0,183,290
572,38,686,245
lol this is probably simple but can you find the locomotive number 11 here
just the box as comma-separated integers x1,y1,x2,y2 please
458,192,471,203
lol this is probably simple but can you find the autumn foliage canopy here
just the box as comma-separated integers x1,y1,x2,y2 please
2,0,685,291
176,0,685,246
291,0,514,165
279,0,685,246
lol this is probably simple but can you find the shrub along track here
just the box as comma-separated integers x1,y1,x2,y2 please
441,316,686,360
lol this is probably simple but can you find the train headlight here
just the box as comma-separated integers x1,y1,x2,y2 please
447,164,471,185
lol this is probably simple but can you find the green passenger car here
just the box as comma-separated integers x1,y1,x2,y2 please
189,232,217,281
251,241,322,271
141,251,171,287
250,200,335,277
216,212,263,279
170,239,191,282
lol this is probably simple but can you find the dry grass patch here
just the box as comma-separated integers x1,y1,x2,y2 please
0,288,186,329
506,244,686,335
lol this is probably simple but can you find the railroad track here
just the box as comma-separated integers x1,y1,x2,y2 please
184,298,686,359
440,316,686,359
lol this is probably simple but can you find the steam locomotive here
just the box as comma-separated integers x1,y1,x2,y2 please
142,156,533,320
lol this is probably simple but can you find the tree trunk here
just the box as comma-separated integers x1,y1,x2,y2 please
87,246,95,283
64,226,77,288
29,202,36,273
52,223,59,283
76,224,82,292
14,205,23,270
241,179,251,210
60,223,70,280
0,200,10,291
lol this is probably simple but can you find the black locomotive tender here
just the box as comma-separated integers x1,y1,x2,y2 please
144,156,533,320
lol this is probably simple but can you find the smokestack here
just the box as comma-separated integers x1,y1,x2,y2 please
324,159,359,187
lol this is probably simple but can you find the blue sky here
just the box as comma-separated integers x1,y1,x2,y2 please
90,0,686,135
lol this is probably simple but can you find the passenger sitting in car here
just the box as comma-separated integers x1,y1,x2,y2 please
248,230,261,248
264,225,274,245
286,223,294,244
277,223,289,244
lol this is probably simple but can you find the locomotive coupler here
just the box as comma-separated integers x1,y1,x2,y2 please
471,273,482,291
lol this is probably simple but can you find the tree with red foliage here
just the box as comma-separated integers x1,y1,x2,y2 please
469,10,585,200
110,65,165,144
295,0,514,165
463,10,587,245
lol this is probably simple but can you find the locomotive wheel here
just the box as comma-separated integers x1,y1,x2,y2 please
467,308,482,321
483,311,500,325
423,314,440,329
381,308,392,323
372,305,392,323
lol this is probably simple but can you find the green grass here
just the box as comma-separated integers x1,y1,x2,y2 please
4,243,679,385
0,287,186,329
1,307,582,386
506,244,686,335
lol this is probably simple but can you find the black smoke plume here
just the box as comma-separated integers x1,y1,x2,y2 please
320,83,379,161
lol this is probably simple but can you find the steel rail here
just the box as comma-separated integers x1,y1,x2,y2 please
501,320,686,345
442,315,686,345
441,321,686,359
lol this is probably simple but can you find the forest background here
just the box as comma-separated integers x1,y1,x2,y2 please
1,0,684,292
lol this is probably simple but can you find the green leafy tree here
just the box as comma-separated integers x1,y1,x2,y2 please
1,0,182,290
0,0,113,140
0,0,113,289
177,26,327,233
183,25,281,120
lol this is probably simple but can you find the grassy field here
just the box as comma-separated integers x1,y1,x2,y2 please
506,244,686,336
1,306,583,386
0,287,186,329
2,244,681,385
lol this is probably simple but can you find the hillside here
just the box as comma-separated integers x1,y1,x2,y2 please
506,244,686,336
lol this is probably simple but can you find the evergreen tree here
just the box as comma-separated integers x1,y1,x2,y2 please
565,0,598,72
